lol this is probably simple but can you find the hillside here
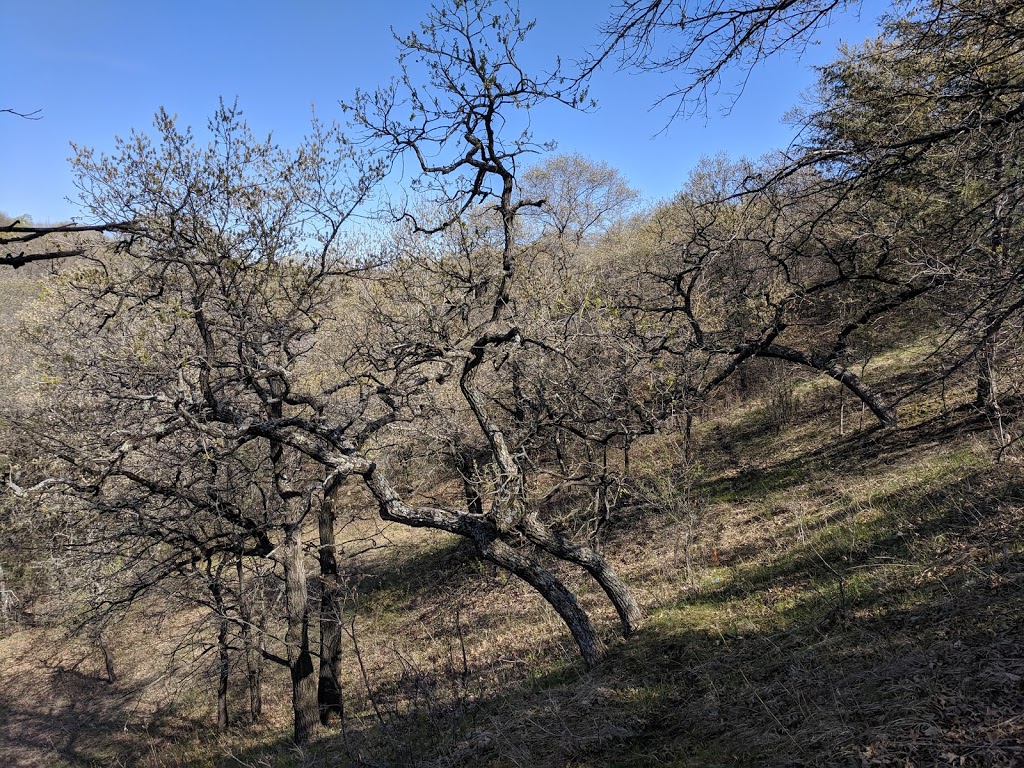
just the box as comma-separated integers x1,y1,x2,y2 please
3,0,1024,763
1,340,1020,767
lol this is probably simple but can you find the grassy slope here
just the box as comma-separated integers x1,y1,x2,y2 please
1,349,1021,767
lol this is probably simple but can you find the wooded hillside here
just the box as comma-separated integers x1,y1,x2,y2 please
1,0,1021,765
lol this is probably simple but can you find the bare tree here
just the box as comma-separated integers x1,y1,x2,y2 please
587,0,862,119
786,0,1024,421
12,101,383,744
346,0,642,660
0,220,134,269
16,72,640,752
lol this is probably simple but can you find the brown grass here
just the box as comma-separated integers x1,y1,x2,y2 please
2,358,1023,767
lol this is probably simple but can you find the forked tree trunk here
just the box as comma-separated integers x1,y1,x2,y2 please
282,525,319,745
520,514,642,636
252,438,620,669
475,533,606,666
317,480,345,726
363,468,606,667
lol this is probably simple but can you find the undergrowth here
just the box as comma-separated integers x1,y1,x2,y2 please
2,361,1022,768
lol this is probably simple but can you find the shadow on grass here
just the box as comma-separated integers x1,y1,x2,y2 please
219,547,1023,768
599,566,1024,767
214,460,1023,768
352,536,489,610
697,406,995,503
0,652,171,767
693,460,1022,606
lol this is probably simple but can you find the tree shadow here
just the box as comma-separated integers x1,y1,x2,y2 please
0,650,141,767
241,543,1023,768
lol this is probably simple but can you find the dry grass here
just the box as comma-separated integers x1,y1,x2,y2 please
2,354,1023,767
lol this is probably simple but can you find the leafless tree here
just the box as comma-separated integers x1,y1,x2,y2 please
346,0,643,662
587,0,862,119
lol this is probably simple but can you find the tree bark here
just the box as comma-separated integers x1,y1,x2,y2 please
486,542,606,666
975,341,999,412
97,631,117,684
362,467,606,667
282,525,319,745
210,576,230,732
459,329,529,532
456,448,486,518
519,514,642,636
757,343,897,426
236,559,263,724
317,479,345,726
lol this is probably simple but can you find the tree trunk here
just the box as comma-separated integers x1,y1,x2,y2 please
520,514,642,636
211,577,230,732
237,560,263,725
317,480,345,727
282,525,319,745
362,468,606,667
476,532,606,667
757,344,897,426
457,449,486,518
266,377,320,743
459,327,529,532
975,341,999,413
97,631,117,684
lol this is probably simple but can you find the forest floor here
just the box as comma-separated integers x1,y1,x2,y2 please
2,356,1022,767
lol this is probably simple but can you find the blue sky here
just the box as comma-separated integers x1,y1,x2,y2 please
2,0,889,224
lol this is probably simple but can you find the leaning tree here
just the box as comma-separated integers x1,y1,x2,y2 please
16,4,649,741
345,0,643,657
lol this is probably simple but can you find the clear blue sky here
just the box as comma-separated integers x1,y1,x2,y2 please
2,0,889,224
